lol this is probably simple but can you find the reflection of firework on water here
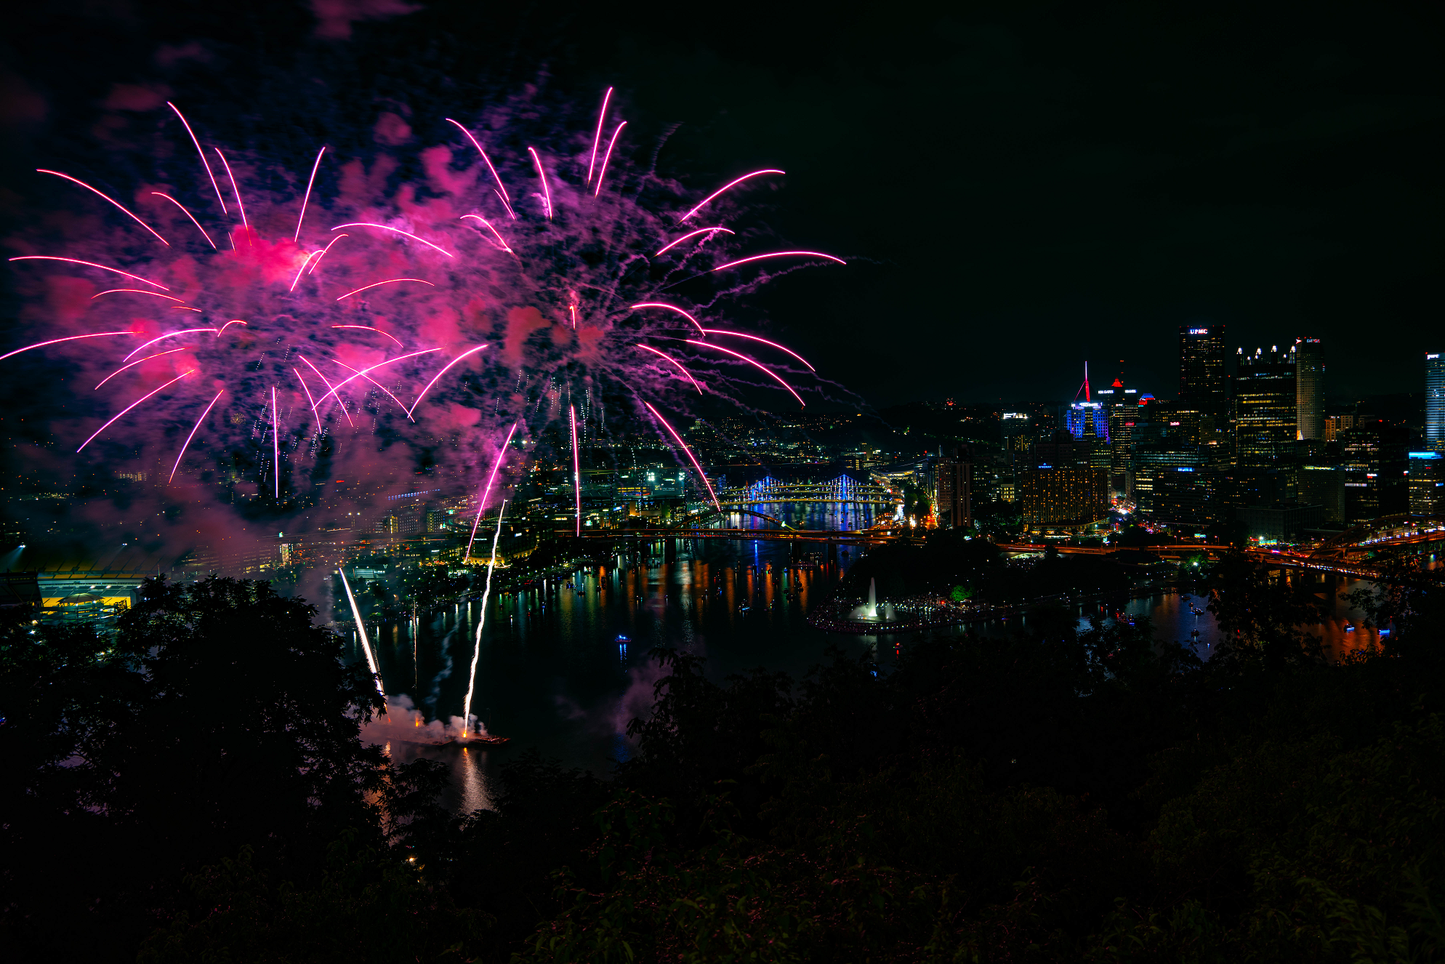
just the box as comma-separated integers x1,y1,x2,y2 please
4,92,843,527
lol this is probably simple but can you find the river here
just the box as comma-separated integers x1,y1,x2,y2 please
350,535,1393,812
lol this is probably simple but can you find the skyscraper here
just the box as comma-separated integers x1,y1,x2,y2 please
934,455,972,529
1428,352,1444,453
1233,347,1297,464
1179,325,1227,418
1294,337,1324,440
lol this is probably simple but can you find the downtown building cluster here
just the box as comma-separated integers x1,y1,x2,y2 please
969,328,1445,542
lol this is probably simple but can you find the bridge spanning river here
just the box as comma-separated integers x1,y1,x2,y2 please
713,475,894,510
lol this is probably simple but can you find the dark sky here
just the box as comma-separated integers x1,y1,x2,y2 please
3,0,1442,408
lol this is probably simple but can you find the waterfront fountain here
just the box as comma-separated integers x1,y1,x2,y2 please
848,577,898,624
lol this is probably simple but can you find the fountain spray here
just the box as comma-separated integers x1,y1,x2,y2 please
462,501,506,738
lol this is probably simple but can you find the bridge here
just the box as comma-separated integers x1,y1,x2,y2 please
715,475,894,509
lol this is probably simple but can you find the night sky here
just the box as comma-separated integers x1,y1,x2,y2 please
3,0,1442,408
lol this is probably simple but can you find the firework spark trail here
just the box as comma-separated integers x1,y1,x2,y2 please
644,402,719,510
464,421,518,563
635,344,703,393
339,569,386,705
124,328,217,361
459,215,513,253
169,389,225,483
311,348,441,414
291,368,323,433
298,355,355,428
593,122,626,197
289,250,322,291
0,331,135,362
167,101,226,214
679,169,785,222
712,251,846,271
696,329,815,371
331,325,404,347
461,500,506,739
8,256,168,289
407,344,487,418
213,147,249,241
77,370,195,452
36,170,169,247
444,118,515,218
685,339,805,405
307,233,347,274
92,288,185,303
216,320,248,335
335,278,436,301
527,148,553,220
586,87,613,185
570,405,581,537
271,386,280,499
95,347,191,389
328,359,417,420
655,226,734,256
631,302,705,334
295,146,326,241
149,192,217,248
331,223,454,258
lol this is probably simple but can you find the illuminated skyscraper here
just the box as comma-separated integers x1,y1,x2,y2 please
1066,401,1109,441
935,454,972,529
1408,451,1444,515
1293,337,1324,440
1233,347,1296,464
1428,352,1444,453
1179,325,1227,418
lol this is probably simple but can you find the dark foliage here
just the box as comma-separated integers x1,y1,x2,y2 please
6,563,1444,962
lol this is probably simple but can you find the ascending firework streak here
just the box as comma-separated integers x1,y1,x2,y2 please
463,420,518,563
462,501,506,739
570,404,581,537
338,569,386,706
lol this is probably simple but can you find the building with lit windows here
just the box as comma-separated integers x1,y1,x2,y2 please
1233,348,1297,464
1066,401,1109,441
1341,421,1409,523
1408,451,1444,515
1428,352,1444,453
1132,445,1202,516
1019,464,1109,531
934,456,972,528
1150,465,1208,528
1324,414,1357,442
1179,325,1227,419
1294,337,1324,440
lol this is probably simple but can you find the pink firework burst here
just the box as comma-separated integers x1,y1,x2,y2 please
4,89,843,526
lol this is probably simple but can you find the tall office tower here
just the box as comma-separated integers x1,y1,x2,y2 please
1408,451,1444,515
1179,326,1227,418
1341,420,1409,522
1294,337,1324,440
934,455,972,528
1428,352,1444,453
1233,347,1297,463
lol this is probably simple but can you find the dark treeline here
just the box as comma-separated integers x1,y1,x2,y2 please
3,560,1444,962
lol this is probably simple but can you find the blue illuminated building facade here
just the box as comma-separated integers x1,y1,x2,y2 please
1067,401,1109,442
1428,352,1444,453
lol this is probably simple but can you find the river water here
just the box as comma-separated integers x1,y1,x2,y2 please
350,533,1395,812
